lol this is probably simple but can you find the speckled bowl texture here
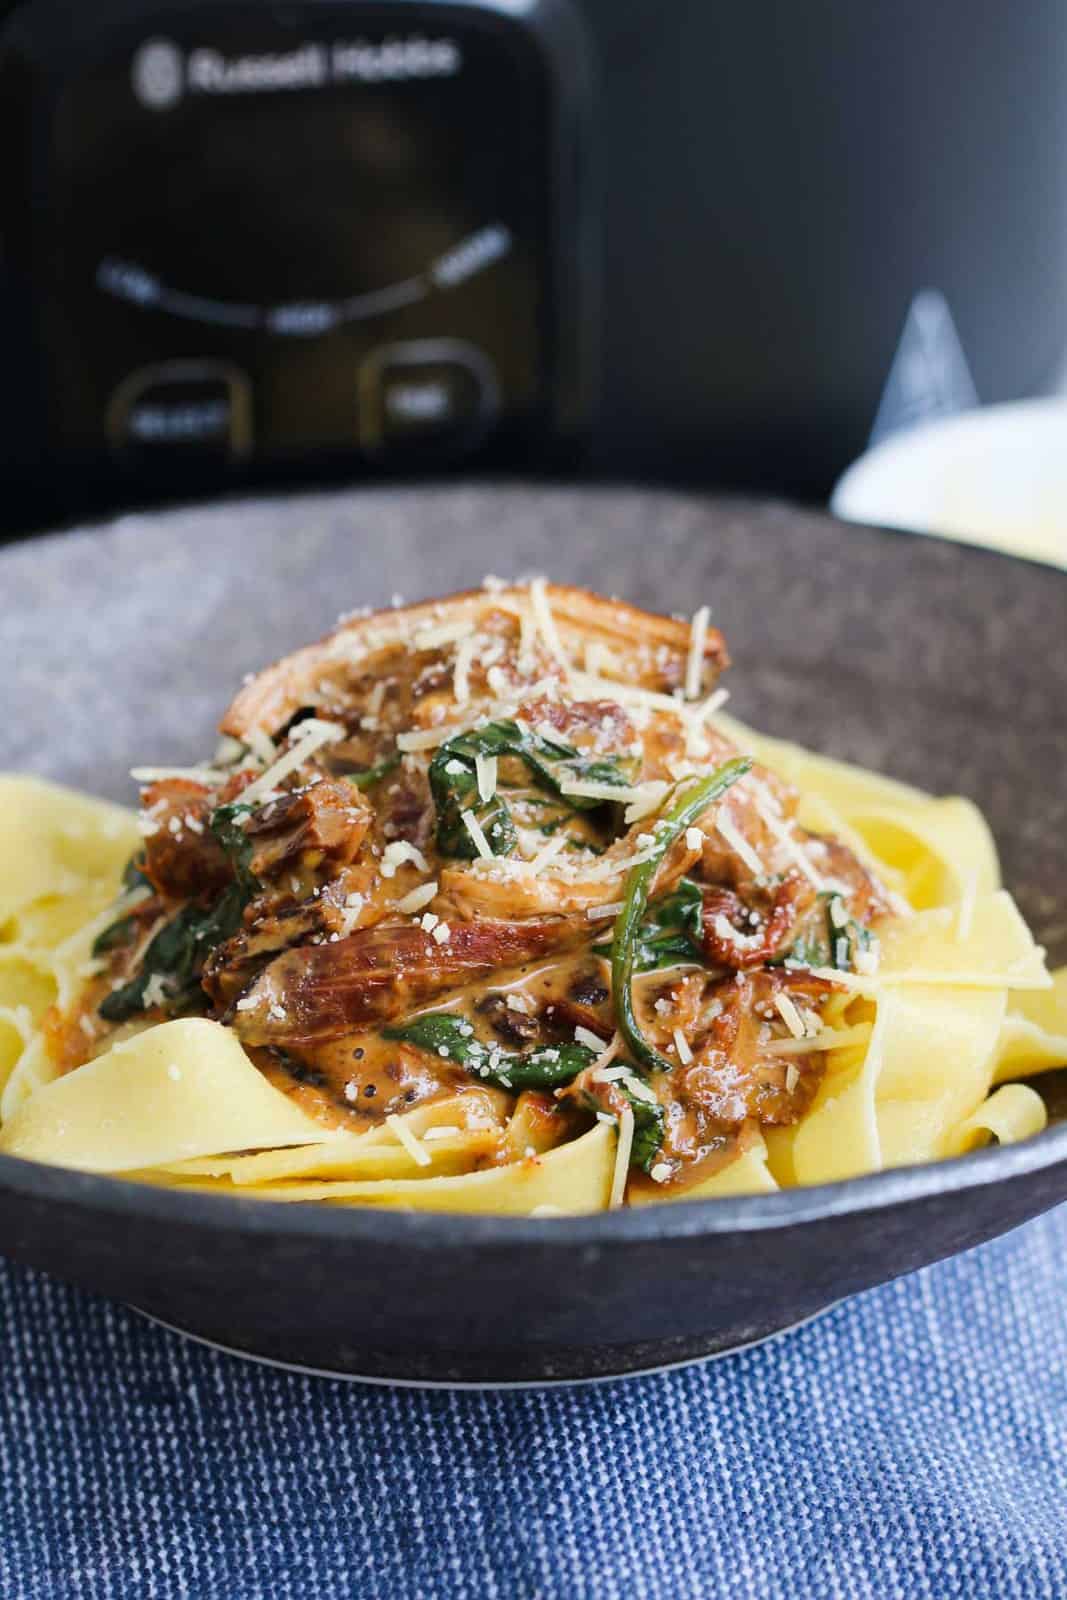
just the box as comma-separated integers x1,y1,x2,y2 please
1,486,1065,1384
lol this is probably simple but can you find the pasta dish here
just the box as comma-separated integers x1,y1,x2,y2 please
1,580,1064,1212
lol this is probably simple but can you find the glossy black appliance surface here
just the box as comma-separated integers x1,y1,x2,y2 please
0,0,590,524
4,1,1067,530
2,487,1065,1384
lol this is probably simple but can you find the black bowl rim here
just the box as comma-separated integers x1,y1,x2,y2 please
3,503,1066,1253
1,1117,1065,1252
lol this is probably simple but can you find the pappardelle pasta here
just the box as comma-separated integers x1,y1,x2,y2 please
1,580,1064,1214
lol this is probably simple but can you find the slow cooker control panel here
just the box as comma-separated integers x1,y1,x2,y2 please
18,2,567,489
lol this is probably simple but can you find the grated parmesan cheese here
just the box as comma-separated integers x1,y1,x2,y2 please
569,669,705,730
672,1027,693,1064
452,635,477,705
716,812,765,877
526,831,570,875
589,1033,623,1078
396,725,459,753
528,577,570,674
395,881,438,915
238,719,344,806
853,940,880,975
620,1074,658,1106
558,776,655,806
685,604,710,700
750,780,825,890
385,1114,432,1167
338,892,365,935
475,752,498,803
766,1023,873,1056
413,618,475,651
574,1025,609,1052
623,783,672,826
579,845,659,883
130,766,229,785
460,809,495,860
380,841,429,878
609,1105,635,1209
244,727,277,767
142,973,170,1010
772,991,807,1039
694,686,730,724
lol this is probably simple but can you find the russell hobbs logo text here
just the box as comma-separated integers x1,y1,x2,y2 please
132,35,461,107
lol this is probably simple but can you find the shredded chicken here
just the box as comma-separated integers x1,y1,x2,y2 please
72,580,895,1194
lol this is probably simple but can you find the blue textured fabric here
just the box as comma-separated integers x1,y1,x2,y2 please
1,1210,1065,1600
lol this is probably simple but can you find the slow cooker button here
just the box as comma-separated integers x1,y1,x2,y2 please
107,362,252,465
358,340,498,454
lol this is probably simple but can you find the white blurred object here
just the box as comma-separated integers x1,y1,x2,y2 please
831,400,1067,569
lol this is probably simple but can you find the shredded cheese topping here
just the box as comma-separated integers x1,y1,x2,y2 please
526,831,571,875
130,766,229,785
413,618,475,651
395,881,439,915
750,780,825,890
238,720,344,806
460,810,495,860
685,604,710,700
380,841,429,878
765,1023,874,1056
589,1033,624,1078
385,1114,432,1167
672,1027,693,1064
396,725,460,753
609,1105,636,1209
715,812,765,877
452,635,477,705
475,753,498,804
695,686,730,724
528,577,570,674
773,991,807,1039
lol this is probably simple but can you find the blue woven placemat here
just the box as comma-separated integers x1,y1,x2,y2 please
2,1209,1064,1600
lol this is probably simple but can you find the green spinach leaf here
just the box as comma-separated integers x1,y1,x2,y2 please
99,806,262,1023
428,719,634,860
382,1012,597,1091
612,760,752,1073
98,884,247,1022
92,854,153,957
772,892,872,972
617,1084,667,1174
594,877,706,973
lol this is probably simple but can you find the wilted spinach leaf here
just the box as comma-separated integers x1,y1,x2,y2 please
382,1011,597,1091
594,877,706,973
428,719,634,860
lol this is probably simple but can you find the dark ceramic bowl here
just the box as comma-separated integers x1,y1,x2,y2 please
3,487,1066,1385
